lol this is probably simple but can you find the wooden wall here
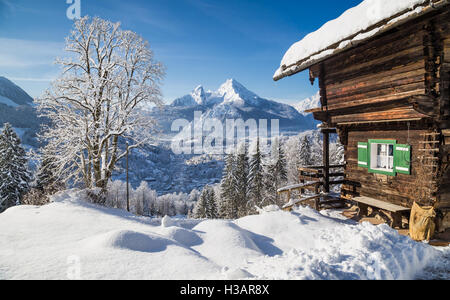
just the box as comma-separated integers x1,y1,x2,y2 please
341,122,439,208
436,8,450,211
322,25,427,108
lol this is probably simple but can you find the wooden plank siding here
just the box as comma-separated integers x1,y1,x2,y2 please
341,124,439,208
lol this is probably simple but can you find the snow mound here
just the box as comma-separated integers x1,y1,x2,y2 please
83,230,173,253
161,215,175,227
160,227,203,247
224,268,255,280
257,205,281,214
193,220,263,268
0,190,445,280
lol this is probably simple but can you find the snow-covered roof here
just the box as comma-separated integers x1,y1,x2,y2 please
274,0,447,81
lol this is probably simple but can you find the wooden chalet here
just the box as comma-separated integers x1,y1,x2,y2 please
274,0,450,233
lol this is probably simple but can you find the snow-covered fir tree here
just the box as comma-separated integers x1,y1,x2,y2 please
193,185,217,219
298,135,313,166
36,17,165,195
0,123,31,212
220,153,238,219
247,138,263,213
262,138,287,207
234,143,250,217
206,187,218,219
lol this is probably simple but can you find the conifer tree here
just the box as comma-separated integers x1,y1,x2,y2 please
262,138,287,207
193,187,209,219
0,123,31,212
206,187,218,219
234,143,249,217
220,153,238,219
248,138,263,213
275,139,288,184
299,135,312,166
262,163,278,207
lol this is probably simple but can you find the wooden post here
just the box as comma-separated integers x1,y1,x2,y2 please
300,170,305,195
322,130,330,193
126,142,130,212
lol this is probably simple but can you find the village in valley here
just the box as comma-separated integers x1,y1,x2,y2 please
0,0,449,282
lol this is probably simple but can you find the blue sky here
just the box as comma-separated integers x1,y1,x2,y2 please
0,0,361,104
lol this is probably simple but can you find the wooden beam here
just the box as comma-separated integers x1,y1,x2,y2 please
323,130,330,193
331,107,428,124
325,90,426,112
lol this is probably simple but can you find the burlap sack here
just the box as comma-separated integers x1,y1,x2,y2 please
409,202,436,241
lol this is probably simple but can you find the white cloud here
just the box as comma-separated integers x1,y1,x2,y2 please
8,77,55,83
0,38,63,68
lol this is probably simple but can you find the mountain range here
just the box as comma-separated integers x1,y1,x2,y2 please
150,79,319,136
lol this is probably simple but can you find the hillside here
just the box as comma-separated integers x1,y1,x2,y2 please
0,76,40,147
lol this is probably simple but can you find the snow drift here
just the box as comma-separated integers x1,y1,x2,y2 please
0,189,445,280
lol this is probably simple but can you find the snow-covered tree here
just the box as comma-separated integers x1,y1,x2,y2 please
106,180,127,209
220,153,238,219
206,187,218,219
36,17,165,196
131,181,150,216
0,123,31,212
262,138,287,207
193,187,209,219
35,147,64,194
330,141,345,165
247,138,263,213
234,143,249,217
299,135,313,166
193,185,218,219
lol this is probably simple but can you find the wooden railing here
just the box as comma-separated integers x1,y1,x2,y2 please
278,164,346,211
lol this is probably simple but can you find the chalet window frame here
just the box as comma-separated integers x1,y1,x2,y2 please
358,139,412,176
367,139,396,176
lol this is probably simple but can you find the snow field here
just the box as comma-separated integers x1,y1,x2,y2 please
0,189,445,280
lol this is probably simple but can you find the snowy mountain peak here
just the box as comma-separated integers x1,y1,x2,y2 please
216,79,258,105
294,92,321,116
171,85,208,107
171,79,260,107
191,85,207,105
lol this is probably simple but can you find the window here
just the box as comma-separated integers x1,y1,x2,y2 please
357,140,411,176
370,143,394,172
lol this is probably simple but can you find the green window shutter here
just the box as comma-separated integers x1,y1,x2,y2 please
358,142,369,168
395,144,411,175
